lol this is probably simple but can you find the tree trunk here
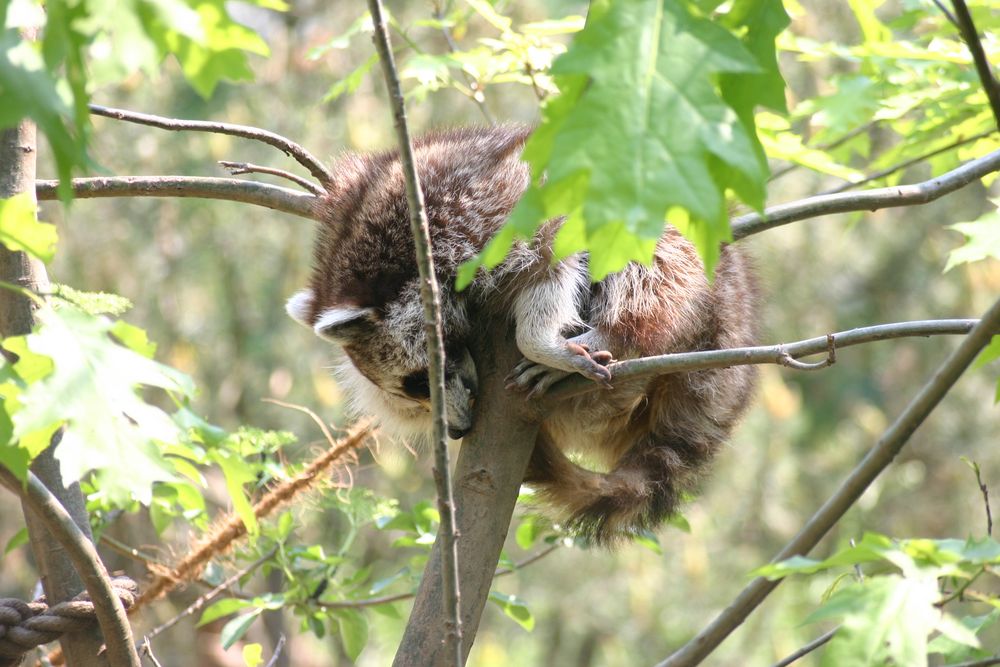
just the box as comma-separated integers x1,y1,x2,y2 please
393,320,541,666
1,121,108,666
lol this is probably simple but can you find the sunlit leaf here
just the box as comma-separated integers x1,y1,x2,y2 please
0,194,58,262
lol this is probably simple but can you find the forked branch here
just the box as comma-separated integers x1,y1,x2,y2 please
655,297,1000,667
89,104,335,189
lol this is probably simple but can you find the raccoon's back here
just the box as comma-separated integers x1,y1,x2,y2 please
307,126,532,321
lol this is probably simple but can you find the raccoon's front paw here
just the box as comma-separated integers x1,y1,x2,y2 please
564,342,614,386
505,359,572,398
505,343,614,397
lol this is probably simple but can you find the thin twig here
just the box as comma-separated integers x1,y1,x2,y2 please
140,637,163,667
947,657,1000,667
771,627,838,667
143,547,278,641
89,104,334,189
731,148,1000,239
819,129,995,195
317,544,559,609
548,319,979,402
367,2,463,666
937,566,985,607
654,296,1000,667
932,0,960,28
432,2,494,124
950,1,1000,130
100,534,172,569
218,161,326,196
969,461,994,537
35,176,317,220
0,467,141,667
264,634,286,667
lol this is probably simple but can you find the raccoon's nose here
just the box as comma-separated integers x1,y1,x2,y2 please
448,425,471,440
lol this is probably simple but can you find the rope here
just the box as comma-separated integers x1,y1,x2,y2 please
0,577,137,667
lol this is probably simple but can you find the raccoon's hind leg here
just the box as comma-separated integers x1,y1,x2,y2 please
507,264,613,389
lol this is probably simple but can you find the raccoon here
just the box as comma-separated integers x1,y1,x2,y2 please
286,125,758,544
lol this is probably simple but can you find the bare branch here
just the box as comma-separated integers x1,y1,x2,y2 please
218,161,326,196
143,547,277,642
655,297,1000,667
731,148,1000,240
932,0,960,28
950,1,1000,129
89,104,335,189
548,319,979,402
820,129,995,195
35,176,318,220
432,2,494,124
264,634,286,667
947,655,1000,667
367,1,463,663
0,467,140,667
771,627,838,667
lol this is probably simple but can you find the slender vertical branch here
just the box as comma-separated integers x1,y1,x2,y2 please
655,294,1000,667
365,2,463,666
0,467,140,667
950,0,1000,129
0,26,115,667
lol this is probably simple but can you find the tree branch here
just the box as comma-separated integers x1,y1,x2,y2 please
655,296,1000,667
35,176,318,220
547,319,979,402
731,148,1000,239
89,104,335,189
143,547,277,642
0,467,140,667
819,128,996,196
217,161,327,196
771,627,838,667
366,3,463,664
950,1,1000,130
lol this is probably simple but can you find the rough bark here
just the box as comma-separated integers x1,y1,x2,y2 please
393,322,541,666
1,122,108,666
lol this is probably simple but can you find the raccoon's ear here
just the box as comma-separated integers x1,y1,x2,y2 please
313,306,378,343
285,289,315,327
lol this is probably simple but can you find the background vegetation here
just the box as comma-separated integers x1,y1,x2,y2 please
1,0,999,665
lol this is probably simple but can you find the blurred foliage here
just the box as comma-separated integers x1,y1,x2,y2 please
0,0,999,665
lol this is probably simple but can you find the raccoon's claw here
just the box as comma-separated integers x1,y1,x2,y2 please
565,342,614,386
505,361,571,396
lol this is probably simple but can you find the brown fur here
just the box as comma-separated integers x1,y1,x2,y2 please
287,126,758,545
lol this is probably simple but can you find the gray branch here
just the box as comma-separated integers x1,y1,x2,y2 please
655,297,1000,667
732,148,1000,239
89,104,335,189
0,467,140,667
548,319,979,402
366,1,464,665
35,176,318,220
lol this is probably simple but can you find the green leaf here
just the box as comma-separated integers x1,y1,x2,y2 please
220,610,261,650
632,530,663,555
0,194,58,263
945,200,1000,272
928,610,999,663
515,514,541,550
334,609,369,661
488,591,535,631
973,336,1000,370
4,526,28,555
502,0,777,280
9,307,195,505
323,53,377,103
0,29,87,200
242,643,263,667
199,597,255,626
813,575,938,667
212,450,259,535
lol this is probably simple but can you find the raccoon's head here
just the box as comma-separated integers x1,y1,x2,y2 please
286,287,478,441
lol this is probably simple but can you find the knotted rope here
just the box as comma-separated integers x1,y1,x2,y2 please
0,577,137,667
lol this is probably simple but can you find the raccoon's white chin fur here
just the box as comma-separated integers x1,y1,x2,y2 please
331,352,433,444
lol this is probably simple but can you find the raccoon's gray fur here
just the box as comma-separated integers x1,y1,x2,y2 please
287,125,758,544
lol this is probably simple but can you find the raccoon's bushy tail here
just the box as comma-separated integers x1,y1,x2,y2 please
524,428,714,546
